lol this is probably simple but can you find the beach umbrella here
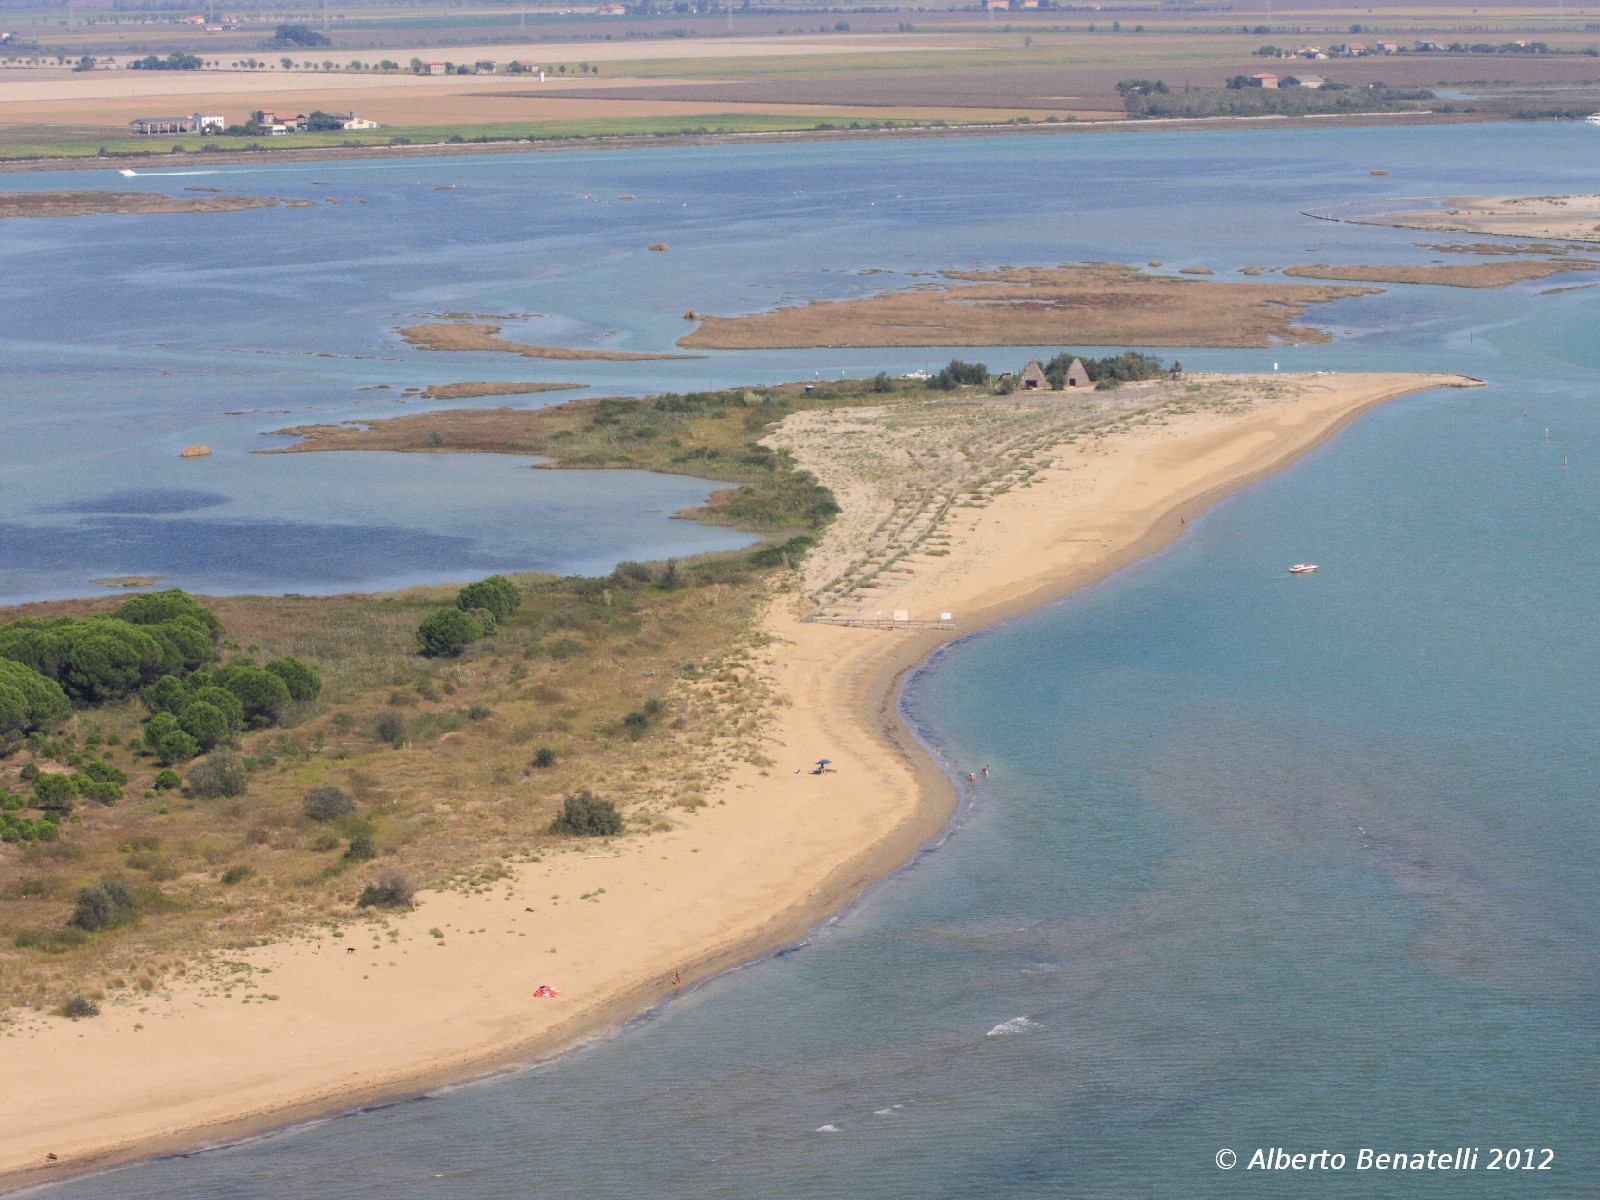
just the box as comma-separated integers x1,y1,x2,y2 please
816,759,831,768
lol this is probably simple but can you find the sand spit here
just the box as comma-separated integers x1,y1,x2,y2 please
398,322,699,361
680,263,1380,350
0,371,1475,1191
0,191,310,220
1358,194,1600,245
421,381,587,400
1284,259,1593,288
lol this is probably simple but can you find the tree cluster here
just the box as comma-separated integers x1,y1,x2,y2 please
1043,351,1166,389
267,23,331,48
129,52,202,70
931,359,990,390
0,591,222,731
415,575,521,658
140,655,319,764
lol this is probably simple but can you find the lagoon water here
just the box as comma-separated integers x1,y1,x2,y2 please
17,123,1600,1195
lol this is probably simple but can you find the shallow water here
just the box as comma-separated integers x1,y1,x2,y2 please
22,122,1600,1196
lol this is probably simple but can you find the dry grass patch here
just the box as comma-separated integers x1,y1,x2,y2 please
680,262,1377,350
1284,260,1593,288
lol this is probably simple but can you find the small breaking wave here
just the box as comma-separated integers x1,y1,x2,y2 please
986,1016,1038,1038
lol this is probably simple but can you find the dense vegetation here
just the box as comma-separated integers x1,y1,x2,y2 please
1044,351,1166,388
1122,83,1434,118
266,22,331,48
127,51,202,70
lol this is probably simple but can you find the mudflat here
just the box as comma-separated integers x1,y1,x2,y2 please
0,191,308,219
398,322,698,360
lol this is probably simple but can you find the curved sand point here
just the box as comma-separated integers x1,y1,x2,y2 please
0,371,1476,1189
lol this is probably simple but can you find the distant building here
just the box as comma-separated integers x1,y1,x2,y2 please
129,112,223,135
1018,361,1051,391
1063,358,1092,388
323,111,379,130
1281,74,1326,88
1248,72,1279,88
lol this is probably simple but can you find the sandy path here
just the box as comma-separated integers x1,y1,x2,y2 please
0,371,1470,1190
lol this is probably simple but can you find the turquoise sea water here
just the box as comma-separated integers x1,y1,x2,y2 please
16,123,1600,1196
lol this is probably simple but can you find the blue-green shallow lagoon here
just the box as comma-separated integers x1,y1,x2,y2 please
18,122,1600,1196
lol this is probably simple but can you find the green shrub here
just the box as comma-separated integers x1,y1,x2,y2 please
77,757,127,786
0,659,71,735
188,684,244,730
214,664,293,728
416,607,483,657
265,655,321,702
142,674,189,716
344,833,377,861
177,700,232,751
374,709,408,747
302,785,354,822
75,779,121,805
456,575,521,620
220,865,253,885
549,791,623,837
152,769,182,791
531,746,557,769
157,728,200,766
466,704,492,721
61,993,100,1019
187,751,248,798
68,876,139,931
33,772,76,816
356,868,415,908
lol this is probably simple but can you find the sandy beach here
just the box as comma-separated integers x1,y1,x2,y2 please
0,370,1470,1191
1361,194,1600,245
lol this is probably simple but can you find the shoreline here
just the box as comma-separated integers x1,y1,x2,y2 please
0,109,1496,176
0,371,1475,1193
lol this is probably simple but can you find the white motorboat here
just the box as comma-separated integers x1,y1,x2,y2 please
1587,113,1600,126
1288,563,1318,574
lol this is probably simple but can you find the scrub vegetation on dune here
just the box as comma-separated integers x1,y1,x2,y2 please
0,563,783,1014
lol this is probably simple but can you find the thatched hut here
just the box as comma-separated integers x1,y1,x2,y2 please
1018,360,1051,391
1063,358,1092,388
